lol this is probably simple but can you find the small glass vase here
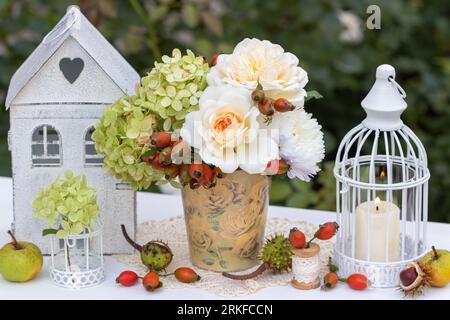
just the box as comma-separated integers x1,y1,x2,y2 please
181,170,270,272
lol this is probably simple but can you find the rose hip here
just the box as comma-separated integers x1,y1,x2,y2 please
273,98,295,112
289,227,306,249
151,132,172,149
346,273,370,290
143,271,162,291
174,267,201,283
315,222,339,241
116,271,139,287
321,272,339,291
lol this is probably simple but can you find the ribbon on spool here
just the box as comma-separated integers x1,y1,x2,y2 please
291,243,321,290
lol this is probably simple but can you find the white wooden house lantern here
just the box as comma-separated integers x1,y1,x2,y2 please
5,6,140,254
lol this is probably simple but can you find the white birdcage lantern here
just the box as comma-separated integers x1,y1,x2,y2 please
334,64,430,288
49,222,104,288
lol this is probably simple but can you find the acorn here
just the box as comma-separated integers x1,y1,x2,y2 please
273,98,295,112
251,83,265,103
258,98,275,116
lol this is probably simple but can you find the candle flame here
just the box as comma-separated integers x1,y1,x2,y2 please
375,197,381,204
380,171,385,178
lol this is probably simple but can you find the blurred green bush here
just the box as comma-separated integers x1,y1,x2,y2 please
0,0,449,222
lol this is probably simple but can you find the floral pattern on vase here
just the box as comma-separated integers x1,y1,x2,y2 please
182,170,270,272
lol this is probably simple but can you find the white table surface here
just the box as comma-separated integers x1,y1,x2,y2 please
0,176,449,300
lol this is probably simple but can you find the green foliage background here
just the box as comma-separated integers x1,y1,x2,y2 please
0,0,449,222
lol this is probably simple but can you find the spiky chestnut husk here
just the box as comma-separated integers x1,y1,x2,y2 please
222,234,293,280
399,261,431,297
121,225,173,272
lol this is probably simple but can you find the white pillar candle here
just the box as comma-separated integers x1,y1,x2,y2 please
355,197,400,262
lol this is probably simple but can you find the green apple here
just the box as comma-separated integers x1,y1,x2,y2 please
0,231,43,282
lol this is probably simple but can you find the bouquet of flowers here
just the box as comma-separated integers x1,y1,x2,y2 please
93,38,325,190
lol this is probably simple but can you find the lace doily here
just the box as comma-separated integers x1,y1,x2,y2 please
113,215,334,297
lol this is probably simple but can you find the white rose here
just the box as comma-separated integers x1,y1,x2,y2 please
180,85,279,174
207,38,309,107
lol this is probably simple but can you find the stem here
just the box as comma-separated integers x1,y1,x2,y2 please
121,224,142,251
128,0,162,61
159,272,175,278
338,277,347,283
432,246,439,260
305,236,317,248
66,242,72,272
7,230,22,250
222,263,269,280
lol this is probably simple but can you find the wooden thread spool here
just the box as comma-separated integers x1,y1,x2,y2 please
291,243,320,290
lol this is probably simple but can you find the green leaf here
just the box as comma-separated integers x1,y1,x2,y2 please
42,228,58,236
305,90,323,102
169,180,182,189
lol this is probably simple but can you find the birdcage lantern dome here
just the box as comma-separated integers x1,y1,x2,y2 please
333,64,430,288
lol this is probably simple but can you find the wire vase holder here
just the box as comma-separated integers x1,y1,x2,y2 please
49,223,105,288
333,65,430,287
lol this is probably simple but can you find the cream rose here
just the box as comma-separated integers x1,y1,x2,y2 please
207,38,309,107
180,85,279,174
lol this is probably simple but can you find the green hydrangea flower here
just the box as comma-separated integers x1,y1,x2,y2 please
92,96,165,190
136,48,209,130
32,171,100,238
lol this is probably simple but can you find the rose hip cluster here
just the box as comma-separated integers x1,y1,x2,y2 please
141,131,224,189
141,132,180,180
116,267,201,292
251,83,296,117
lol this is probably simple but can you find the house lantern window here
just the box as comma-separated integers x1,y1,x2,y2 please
85,126,103,166
31,125,62,166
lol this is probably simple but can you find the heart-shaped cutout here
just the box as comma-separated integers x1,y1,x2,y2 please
59,57,84,84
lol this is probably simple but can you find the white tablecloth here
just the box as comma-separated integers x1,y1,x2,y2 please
0,176,448,300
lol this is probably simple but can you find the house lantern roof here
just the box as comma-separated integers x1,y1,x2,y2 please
5,5,140,109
